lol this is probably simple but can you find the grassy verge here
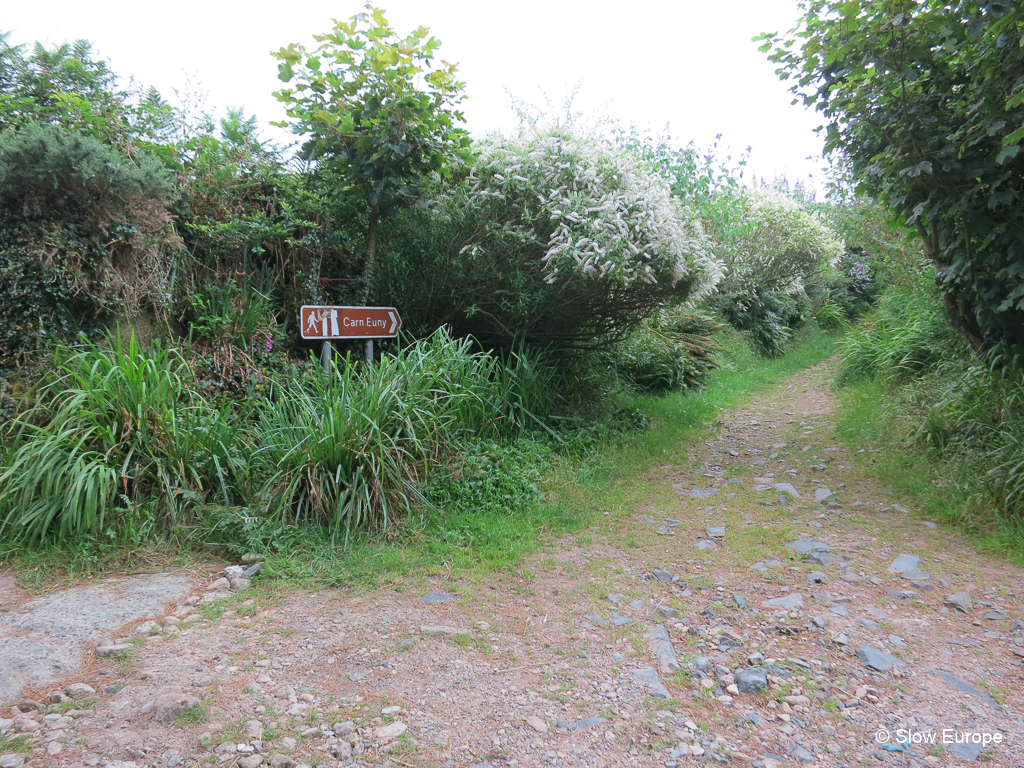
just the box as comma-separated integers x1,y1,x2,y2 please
1,328,839,591
836,379,1024,565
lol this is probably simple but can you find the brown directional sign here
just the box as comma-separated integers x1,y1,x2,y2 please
300,305,402,340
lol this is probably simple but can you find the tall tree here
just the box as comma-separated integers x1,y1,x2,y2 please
759,1,1024,352
272,4,472,297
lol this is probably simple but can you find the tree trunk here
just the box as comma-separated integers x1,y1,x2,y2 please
362,204,380,303
916,220,985,353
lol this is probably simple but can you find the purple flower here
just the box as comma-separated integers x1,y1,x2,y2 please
266,335,274,352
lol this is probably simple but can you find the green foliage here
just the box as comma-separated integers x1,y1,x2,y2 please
0,122,178,364
812,300,847,332
376,124,721,352
248,329,555,536
0,32,175,152
709,287,812,357
600,312,723,393
617,127,751,241
272,4,472,294
0,332,241,542
836,269,967,386
424,439,552,517
761,1,1024,352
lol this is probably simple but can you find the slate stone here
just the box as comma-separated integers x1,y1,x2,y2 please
630,667,670,699
421,592,453,604
856,644,901,672
985,612,1006,621
830,605,849,616
773,482,802,498
582,613,609,627
786,539,832,553
885,589,919,600
733,594,756,613
744,712,764,726
858,619,878,630
947,740,984,761
607,594,623,604
706,526,726,538
644,625,681,675
887,554,921,574
788,741,815,764
652,569,674,583
891,504,910,513
691,656,711,672
694,540,716,550
807,552,846,567
734,667,768,693
750,562,769,572
628,599,644,609
689,488,719,498
611,613,630,626
571,716,609,731
807,571,827,584
656,606,678,619
815,488,835,503
901,570,930,580
638,516,658,526
763,593,804,611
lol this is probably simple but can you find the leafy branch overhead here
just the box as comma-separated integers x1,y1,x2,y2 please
758,0,1024,352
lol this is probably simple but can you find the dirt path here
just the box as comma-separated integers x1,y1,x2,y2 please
3,359,1024,768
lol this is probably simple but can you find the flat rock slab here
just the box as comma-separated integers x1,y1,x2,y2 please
630,667,670,699
934,669,1002,710
686,488,719,498
644,625,680,675
887,554,921,573
772,482,801,498
856,644,901,672
0,572,192,704
763,593,804,610
421,592,453,603
786,539,832,554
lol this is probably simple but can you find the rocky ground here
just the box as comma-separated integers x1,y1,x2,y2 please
2,359,1023,768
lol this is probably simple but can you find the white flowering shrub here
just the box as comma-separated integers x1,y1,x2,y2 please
466,129,722,293
708,187,845,355
375,126,722,351
721,188,844,295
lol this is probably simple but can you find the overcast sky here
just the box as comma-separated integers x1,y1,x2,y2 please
3,0,826,184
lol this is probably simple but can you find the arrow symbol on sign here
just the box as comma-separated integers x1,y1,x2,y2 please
388,311,398,334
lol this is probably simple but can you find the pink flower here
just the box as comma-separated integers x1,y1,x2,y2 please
266,335,273,352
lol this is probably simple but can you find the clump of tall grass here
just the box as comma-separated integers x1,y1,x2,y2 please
0,332,241,542
244,329,558,537
836,281,966,386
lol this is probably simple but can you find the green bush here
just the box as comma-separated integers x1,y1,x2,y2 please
600,312,723,392
0,123,178,365
0,332,240,542
424,439,552,516
708,289,810,357
375,124,721,353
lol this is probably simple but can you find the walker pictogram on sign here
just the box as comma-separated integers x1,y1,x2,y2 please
300,305,402,340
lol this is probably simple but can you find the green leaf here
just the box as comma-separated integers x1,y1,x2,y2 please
1003,125,1024,146
996,145,1019,164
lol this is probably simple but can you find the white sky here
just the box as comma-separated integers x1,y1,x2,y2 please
3,0,827,185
